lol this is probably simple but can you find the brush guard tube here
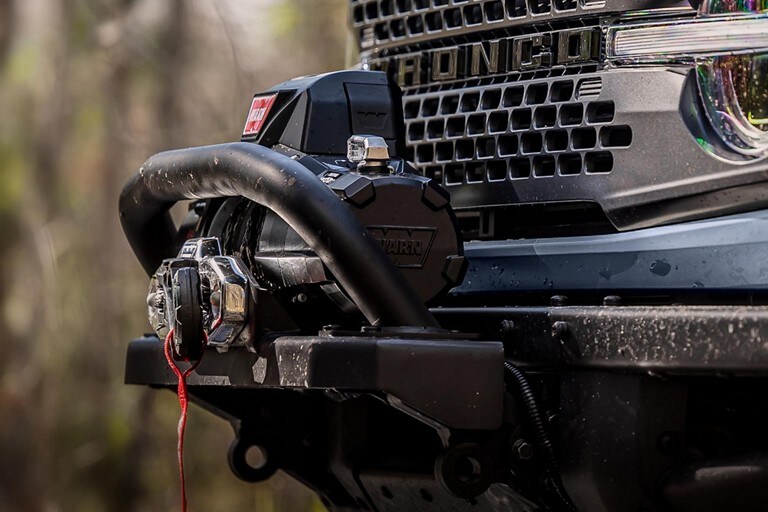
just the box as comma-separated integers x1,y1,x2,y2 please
119,142,439,328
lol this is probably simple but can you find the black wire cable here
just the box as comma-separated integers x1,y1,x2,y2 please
504,361,579,512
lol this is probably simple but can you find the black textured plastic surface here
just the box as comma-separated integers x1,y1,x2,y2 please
241,70,406,158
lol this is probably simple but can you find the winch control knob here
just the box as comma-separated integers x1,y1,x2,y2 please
347,135,390,171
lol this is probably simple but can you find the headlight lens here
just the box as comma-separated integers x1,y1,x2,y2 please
697,0,768,157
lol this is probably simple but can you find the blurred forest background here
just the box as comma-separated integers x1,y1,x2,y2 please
0,0,350,510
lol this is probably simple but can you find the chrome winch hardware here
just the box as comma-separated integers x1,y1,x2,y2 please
147,237,253,359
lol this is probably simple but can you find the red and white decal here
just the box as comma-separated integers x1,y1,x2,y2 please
242,94,277,137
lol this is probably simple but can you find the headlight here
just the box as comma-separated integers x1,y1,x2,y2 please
697,0,768,157
605,3,768,159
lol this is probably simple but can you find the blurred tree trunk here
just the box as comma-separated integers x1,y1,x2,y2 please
15,1,75,509
92,1,189,510
0,1,14,64
0,0,19,419
0,1,346,510
157,0,188,150
98,4,141,510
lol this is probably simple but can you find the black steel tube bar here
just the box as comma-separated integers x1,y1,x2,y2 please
119,142,438,328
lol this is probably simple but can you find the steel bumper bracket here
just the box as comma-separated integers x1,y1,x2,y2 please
125,335,504,430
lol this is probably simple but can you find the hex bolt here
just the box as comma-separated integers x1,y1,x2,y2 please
603,295,622,306
513,439,534,461
500,319,516,334
550,295,568,307
552,321,570,340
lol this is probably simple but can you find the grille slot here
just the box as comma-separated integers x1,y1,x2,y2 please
559,103,583,125
533,155,556,177
545,129,569,151
498,134,518,156
601,125,633,148
512,108,532,130
416,144,434,162
586,151,613,173
550,81,574,102
510,157,531,178
488,111,509,133
467,113,487,135
485,1,505,21
587,101,615,123
572,127,596,149
521,132,543,154
422,97,439,116
534,106,557,128
461,92,481,112
476,137,496,158
441,95,460,114
426,119,445,139
408,122,425,141
503,86,524,107
487,159,507,181
526,83,548,105
558,153,582,175
481,89,502,110
447,116,466,137
529,0,551,15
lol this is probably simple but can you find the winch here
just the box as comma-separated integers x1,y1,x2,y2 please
128,71,468,361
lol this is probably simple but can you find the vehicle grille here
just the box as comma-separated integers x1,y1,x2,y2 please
361,14,634,206
347,1,764,237
350,0,612,51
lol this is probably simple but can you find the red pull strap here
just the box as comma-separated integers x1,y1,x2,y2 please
164,329,204,512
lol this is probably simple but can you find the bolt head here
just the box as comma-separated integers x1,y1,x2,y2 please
513,440,534,460
550,295,568,307
500,319,515,333
552,321,570,340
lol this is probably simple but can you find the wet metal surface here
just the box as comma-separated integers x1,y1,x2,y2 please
434,305,768,374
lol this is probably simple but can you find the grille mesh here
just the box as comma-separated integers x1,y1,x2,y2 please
403,75,632,186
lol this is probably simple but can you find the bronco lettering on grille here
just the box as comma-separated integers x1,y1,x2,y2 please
369,28,600,88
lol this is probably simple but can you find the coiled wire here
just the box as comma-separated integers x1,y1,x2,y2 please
504,361,578,512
